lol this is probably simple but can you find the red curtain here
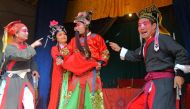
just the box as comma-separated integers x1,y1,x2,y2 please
103,88,141,109
103,84,190,109
185,84,190,109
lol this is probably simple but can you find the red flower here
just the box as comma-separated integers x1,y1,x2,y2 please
50,20,58,26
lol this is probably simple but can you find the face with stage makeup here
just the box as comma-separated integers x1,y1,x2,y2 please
55,30,67,44
15,26,29,42
74,21,87,35
138,18,156,41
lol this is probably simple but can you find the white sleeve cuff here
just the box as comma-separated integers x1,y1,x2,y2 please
174,64,190,73
120,47,128,60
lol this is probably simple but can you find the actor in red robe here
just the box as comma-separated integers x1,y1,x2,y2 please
48,20,70,109
58,11,110,109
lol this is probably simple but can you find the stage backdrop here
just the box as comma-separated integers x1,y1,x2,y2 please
173,0,190,83
64,5,189,88
33,2,190,109
34,0,68,108
173,0,190,57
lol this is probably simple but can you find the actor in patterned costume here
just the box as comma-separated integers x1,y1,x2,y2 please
110,5,190,109
0,20,42,109
48,20,70,109
58,11,110,109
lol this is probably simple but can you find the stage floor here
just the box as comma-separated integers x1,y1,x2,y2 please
103,84,190,109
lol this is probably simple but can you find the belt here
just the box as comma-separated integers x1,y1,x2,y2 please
145,69,174,81
6,69,31,78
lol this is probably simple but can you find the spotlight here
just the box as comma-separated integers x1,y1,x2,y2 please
128,13,132,17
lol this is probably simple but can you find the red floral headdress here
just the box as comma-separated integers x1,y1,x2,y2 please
49,20,67,40
2,20,26,52
44,20,67,48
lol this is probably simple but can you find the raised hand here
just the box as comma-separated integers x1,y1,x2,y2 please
31,38,43,48
109,42,121,52
56,57,63,65
32,70,40,79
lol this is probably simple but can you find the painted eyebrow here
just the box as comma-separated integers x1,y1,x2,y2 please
138,21,150,24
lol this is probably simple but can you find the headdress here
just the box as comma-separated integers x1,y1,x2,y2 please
137,5,161,23
137,5,170,52
2,20,26,52
74,10,93,26
49,20,67,40
44,20,67,47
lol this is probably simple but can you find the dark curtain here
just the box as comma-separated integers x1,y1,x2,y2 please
173,0,190,83
173,0,190,56
0,24,2,59
102,15,146,88
34,0,67,108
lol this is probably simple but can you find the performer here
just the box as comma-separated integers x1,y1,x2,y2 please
58,11,110,109
0,20,42,109
109,5,190,109
48,20,70,109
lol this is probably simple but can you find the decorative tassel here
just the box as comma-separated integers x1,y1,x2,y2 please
44,37,49,48
173,33,176,40
139,36,144,55
44,35,54,48
154,14,160,52
2,31,8,53
140,36,143,45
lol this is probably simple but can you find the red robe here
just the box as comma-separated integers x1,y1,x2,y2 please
64,33,109,92
58,33,109,109
48,45,69,109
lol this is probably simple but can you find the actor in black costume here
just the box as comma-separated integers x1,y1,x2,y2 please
110,5,190,109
